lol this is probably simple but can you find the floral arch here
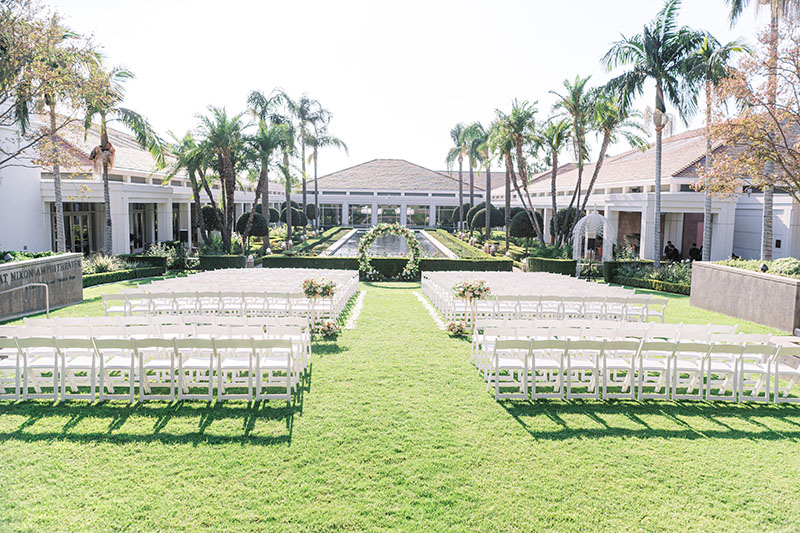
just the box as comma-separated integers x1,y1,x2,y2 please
357,223,421,280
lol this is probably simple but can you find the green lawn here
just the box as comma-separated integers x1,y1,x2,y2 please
1,281,799,531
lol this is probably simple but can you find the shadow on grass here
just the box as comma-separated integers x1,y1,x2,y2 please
499,400,800,441
363,281,420,290
0,390,304,447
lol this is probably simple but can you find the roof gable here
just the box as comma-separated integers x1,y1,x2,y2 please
318,159,485,191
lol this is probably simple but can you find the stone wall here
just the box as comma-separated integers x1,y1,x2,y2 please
0,253,83,321
690,262,800,333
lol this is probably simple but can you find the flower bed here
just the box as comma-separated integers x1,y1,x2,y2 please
615,276,691,295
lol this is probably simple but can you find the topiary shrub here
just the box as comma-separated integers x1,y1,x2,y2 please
466,202,486,229
550,207,581,236
470,207,504,230
305,204,318,221
280,200,300,211
254,204,281,223
510,210,543,251
201,205,224,232
236,212,268,236
280,207,305,227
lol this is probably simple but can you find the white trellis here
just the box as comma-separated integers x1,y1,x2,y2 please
572,212,617,277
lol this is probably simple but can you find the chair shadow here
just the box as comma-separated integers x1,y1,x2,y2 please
0,389,303,447
498,399,800,442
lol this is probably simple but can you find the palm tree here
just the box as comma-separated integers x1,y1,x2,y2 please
465,122,484,206
307,125,348,229
446,123,469,231
602,0,704,265
83,65,166,253
165,131,214,244
197,106,245,253
284,93,329,215
727,0,800,260
686,34,749,261
534,118,572,245
471,122,493,241
582,88,649,212
488,119,513,250
551,75,593,230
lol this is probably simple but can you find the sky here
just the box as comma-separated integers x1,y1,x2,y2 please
47,0,769,177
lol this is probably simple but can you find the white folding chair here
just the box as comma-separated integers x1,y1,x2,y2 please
646,298,669,323
773,345,800,404
17,336,59,401
625,296,650,322
102,294,126,316
601,340,640,400
705,343,740,402
530,339,567,400
671,341,711,401
57,337,98,401
175,337,215,401
604,297,628,321
134,338,176,401
637,341,675,400
220,292,244,316
253,338,294,402
214,338,255,401
94,338,137,402
491,339,530,400
0,337,22,400
738,343,777,403
561,296,585,320
565,340,602,400
677,324,712,342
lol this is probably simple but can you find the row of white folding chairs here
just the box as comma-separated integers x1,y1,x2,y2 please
0,334,300,403
470,320,741,362
485,337,800,403
102,291,336,321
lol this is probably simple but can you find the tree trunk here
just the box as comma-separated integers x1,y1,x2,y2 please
103,159,112,253
49,102,66,253
222,156,235,253
313,148,319,229
469,162,474,207
654,126,663,267
761,10,779,261
702,80,713,262
550,153,560,244
508,147,545,244
188,170,206,244
504,164,510,252
581,133,610,212
262,163,271,254
241,165,267,252
284,150,292,247
457,159,465,231
485,164,491,241
301,137,307,214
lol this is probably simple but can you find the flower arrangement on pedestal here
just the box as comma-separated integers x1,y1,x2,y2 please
445,320,469,337
452,280,492,331
302,278,337,333
357,223,421,281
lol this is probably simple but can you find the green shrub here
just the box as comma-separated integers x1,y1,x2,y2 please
550,207,581,236
259,255,513,278
616,261,692,285
144,242,187,270
526,257,577,276
602,260,653,283
118,254,168,272
0,250,62,263
82,266,164,288
281,208,306,227
470,207,504,231
201,205,223,232
82,254,137,275
254,204,280,223
427,230,490,259
199,255,247,270
717,257,800,279
615,276,691,295
305,204,318,221
236,212,268,237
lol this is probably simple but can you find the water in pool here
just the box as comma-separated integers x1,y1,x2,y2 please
331,230,446,257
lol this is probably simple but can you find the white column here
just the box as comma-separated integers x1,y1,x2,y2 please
640,200,655,260
156,202,173,243
400,203,408,225
179,202,191,249
429,203,437,227
543,208,553,244
109,189,130,255
371,202,378,226
341,202,349,225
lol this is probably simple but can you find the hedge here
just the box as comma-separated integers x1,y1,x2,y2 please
615,276,691,295
259,255,513,279
118,254,168,271
199,255,247,270
602,260,653,283
82,266,164,288
526,257,577,276
427,230,490,259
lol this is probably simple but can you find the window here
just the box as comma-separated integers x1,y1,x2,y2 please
349,204,371,225
406,205,430,227
436,205,456,229
323,191,347,195
629,186,643,193
350,191,374,196
432,193,456,198
320,204,341,227
377,192,401,196
377,205,400,224
404,192,429,197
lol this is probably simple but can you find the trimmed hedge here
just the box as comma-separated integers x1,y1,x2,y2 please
118,254,168,271
199,255,247,270
616,276,691,295
259,255,513,279
602,260,653,283
526,257,577,276
82,266,164,288
428,229,491,259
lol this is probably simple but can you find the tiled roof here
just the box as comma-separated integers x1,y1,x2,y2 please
491,128,710,196
318,159,485,192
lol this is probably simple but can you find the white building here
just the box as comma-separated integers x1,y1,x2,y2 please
0,119,483,255
491,128,800,261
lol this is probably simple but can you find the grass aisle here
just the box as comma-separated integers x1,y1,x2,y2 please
1,282,799,531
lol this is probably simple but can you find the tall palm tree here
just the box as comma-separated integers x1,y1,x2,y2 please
488,119,513,250
551,75,594,230
465,122,484,206
582,87,649,212
472,121,493,241
197,106,245,253
165,131,213,244
307,125,348,229
727,0,800,260
446,123,469,230
686,34,749,261
602,0,704,265
83,65,166,253
534,118,572,245
284,93,329,215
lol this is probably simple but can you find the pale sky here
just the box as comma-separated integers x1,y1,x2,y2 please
48,0,767,177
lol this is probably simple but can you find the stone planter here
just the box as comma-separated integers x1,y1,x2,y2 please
0,253,83,321
690,262,800,333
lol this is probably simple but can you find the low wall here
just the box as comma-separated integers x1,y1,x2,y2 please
0,253,83,321
690,262,799,333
